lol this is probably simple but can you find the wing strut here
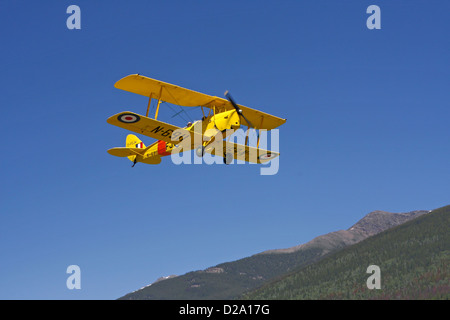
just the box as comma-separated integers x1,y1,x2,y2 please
245,128,250,146
257,116,264,148
145,92,153,117
154,86,163,120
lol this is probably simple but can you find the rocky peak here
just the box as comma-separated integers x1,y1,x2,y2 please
348,210,430,237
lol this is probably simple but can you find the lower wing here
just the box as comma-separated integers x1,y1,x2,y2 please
205,141,279,164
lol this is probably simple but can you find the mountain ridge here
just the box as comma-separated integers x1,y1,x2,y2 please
260,209,429,254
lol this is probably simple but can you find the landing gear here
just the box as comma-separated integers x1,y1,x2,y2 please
223,152,233,165
195,145,205,158
132,158,137,167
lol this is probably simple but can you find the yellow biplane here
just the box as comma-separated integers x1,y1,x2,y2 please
107,74,286,166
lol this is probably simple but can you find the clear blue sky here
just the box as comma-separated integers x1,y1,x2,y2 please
0,1,448,299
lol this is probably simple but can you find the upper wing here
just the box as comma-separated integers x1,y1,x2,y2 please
107,111,203,149
115,74,214,107
204,141,280,164
114,74,286,130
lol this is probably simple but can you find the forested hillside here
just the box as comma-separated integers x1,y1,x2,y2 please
244,205,450,299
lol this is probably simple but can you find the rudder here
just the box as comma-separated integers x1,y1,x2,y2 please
126,134,145,163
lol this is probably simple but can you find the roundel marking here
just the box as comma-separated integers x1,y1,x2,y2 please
118,113,140,123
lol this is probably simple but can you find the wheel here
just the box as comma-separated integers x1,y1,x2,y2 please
223,152,233,165
195,145,205,158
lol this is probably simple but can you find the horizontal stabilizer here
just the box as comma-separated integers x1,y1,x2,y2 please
107,146,150,157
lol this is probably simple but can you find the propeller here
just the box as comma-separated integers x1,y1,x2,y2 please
224,91,254,128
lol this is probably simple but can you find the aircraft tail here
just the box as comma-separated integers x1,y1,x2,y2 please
126,134,145,149
108,134,161,165
125,134,146,163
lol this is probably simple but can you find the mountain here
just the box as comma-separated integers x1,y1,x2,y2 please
243,205,450,299
263,210,429,255
118,209,429,300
